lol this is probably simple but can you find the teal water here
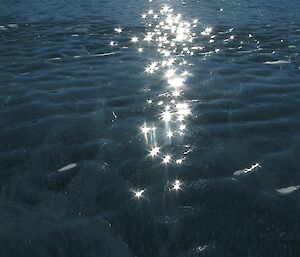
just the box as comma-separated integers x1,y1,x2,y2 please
0,0,300,256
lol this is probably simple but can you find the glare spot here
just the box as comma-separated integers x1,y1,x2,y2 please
177,115,185,122
176,159,183,164
172,90,181,97
167,131,174,138
161,5,171,13
172,179,182,190
109,41,117,46
176,102,191,116
162,50,171,57
168,77,185,88
131,37,139,43
181,70,190,77
201,27,213,36
162,111,172,122
133,189,145,199
149,146,160,157
179,124,186,130
145,61,159,73
163,154,171,164
144,33,153,42
165,105,171,111
140,123,151,135
167,58,175,66
114,27,122,33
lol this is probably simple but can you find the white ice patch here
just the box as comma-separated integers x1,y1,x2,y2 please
276,185,299,195
8,24,18,28
90,52,116,57
48,57,62,60
234,163,261,176
58,163,77,172
264,60,291,65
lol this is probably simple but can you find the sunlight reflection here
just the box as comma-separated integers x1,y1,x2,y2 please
133,3,199,183
116,0,263,199
114,27,122,33
132,189,145,199
149,146,160,158
170,179,182,191
131,36,139,43
162,110,172,122
137,4,198,168
162,154,171,164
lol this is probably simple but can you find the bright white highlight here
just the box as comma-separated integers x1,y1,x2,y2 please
172,180,182,191
149,146,160,157
132,189,145,199
162,111,172,122
131,37,139,43
163,154,171,164
234,163,261,176
114,27,122,33
140,124,151,135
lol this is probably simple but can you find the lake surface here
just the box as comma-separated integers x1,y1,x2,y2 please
1,0,300,256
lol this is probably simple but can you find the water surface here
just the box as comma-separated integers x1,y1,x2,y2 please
1,0,300,256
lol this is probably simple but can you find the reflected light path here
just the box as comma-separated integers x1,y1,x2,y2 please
136,3,198,169
130,2,200,198
108,0,262,199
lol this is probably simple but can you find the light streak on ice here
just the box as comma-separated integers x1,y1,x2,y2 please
233,163,261,176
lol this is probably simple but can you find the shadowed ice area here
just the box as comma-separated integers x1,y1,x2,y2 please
0,0,300,256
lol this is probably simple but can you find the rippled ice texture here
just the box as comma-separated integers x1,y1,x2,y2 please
0,0,300,256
